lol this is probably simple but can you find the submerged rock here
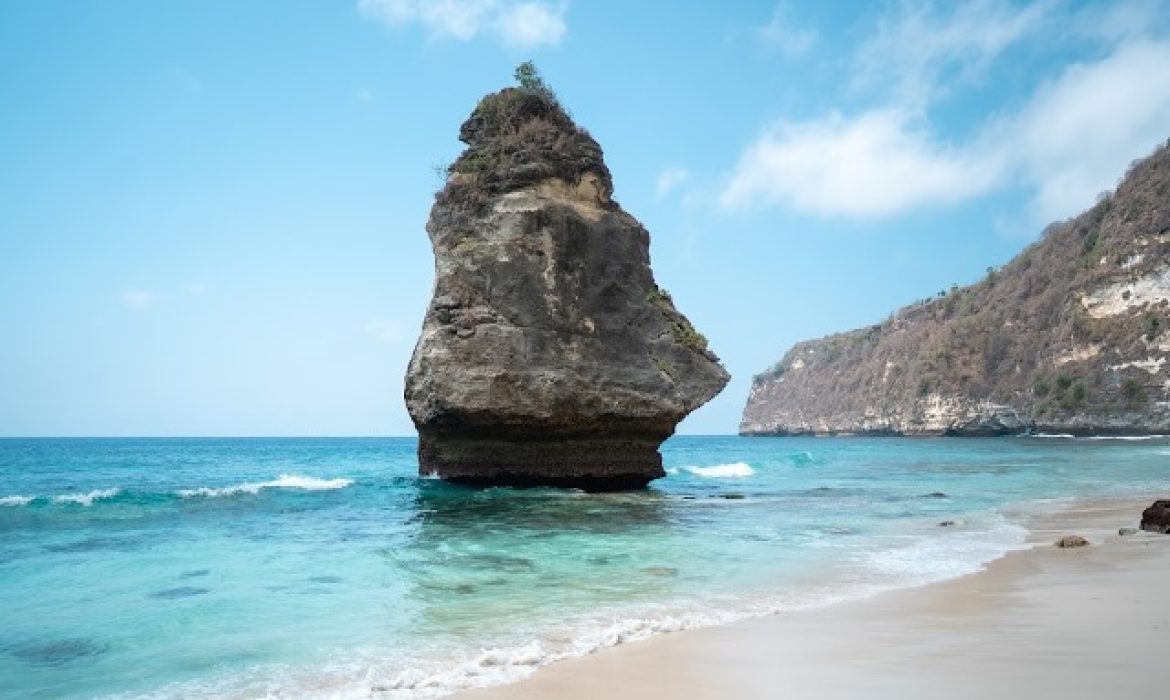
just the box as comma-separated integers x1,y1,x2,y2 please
1139,499,1170,533
405,84,729,490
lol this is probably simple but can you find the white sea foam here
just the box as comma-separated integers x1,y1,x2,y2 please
1082,435,1168,441
176,474,353,498
51,488,121,506
0,495,34,507
681,462,755,478
864,514,1028,585
1027,433,1076,439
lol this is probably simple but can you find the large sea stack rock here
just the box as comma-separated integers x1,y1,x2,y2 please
405,87,729,489
741,140,1170,437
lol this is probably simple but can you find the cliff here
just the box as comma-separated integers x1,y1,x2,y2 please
405,83,729,488
741,141,1170,437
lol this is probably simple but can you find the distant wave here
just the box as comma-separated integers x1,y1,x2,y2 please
1,476,352,508
1081,435,1168,441
1027,434,1168,441
0,489,122,507
678,462,755,478
176,474,354,499
52,488,122,506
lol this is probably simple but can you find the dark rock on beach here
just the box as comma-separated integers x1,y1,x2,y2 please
405,84,728,489
1139,499,1170,533
1054,535,1090,548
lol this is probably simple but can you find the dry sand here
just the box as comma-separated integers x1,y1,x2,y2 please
458,497,1168,700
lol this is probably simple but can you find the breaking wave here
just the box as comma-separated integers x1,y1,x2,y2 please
1,489,122,507
680,462,755,478
176,475,354,498
1,476,353,507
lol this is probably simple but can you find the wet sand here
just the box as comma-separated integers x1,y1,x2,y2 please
458,497,1168,700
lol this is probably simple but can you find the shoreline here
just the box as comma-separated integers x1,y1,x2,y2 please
455,495,1169,700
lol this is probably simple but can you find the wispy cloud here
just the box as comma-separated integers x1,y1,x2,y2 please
721,1,1170,224
495,2,567,48
654,167,690,200
121,289,154,310
756,4,816,58
720,110,1000,218
366,320,403,343
852,0,1051,113
357,0,567,49
1009,38,1170,222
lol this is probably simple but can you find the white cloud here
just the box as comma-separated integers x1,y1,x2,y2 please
720,110,1001,218
358,0,567,49
366,320,403,343
722,1,1170,225
753,4,819,57
495,2,567,48
1070,0,1170,44
654,167,690,200
852,0,1051,111
121,289,154,310
1010,39,1170,222
756,5,816,57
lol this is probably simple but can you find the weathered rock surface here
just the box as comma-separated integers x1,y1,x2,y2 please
1054,535,1090,548
742,140,1170,437
1140,499,1170,533
405,87,729,489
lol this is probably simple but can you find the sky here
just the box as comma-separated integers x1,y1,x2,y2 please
2,0,1170,437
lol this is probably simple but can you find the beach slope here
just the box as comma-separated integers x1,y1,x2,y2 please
459,499,1169,700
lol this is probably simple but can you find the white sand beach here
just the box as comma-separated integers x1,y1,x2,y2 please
458,497,1169,700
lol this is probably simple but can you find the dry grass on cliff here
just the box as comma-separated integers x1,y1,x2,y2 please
753,139,1170,427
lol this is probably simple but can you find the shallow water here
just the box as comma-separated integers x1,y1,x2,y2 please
0,435,1166,698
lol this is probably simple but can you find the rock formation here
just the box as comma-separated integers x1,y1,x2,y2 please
742,140,1170,436
1140,500,1170,533
405,84,728,489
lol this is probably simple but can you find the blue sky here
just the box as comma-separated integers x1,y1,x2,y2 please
2,0,1169,436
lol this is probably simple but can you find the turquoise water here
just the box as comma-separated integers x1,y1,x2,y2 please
1,436,1167,699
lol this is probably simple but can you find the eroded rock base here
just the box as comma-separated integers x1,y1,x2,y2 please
418,434,666,491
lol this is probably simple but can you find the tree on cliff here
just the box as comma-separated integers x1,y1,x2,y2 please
514,61,559,106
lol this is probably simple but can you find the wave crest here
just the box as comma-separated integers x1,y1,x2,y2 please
680,462,755,478
52,488,122,506
176,474,353,499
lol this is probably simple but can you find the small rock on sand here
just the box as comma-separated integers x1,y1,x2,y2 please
1054,535,1090,548
1118,527,1138,536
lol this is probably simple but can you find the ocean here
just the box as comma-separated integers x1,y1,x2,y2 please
1,435,1167,699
